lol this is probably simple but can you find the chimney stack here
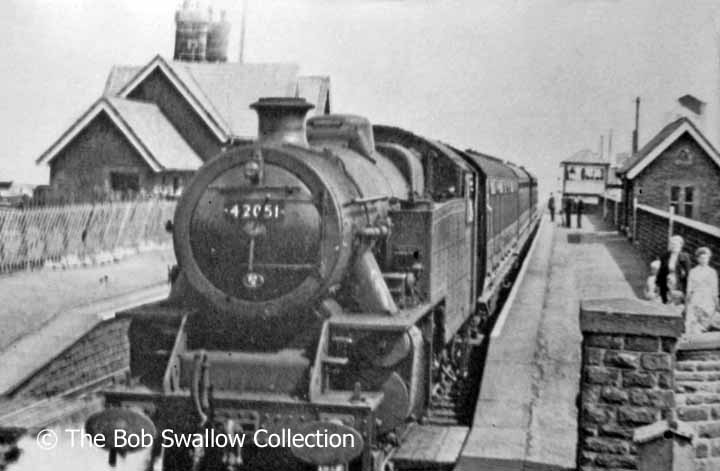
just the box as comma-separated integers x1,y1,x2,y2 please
632,97,640,154
250,98,315,147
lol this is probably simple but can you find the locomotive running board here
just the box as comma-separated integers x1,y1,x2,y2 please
390,424,469,470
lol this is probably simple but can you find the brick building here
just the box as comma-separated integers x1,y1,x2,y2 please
561,149,610,205
617,117,720,230
36,4,331,204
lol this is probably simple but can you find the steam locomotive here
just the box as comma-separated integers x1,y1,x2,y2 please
86,97,538,471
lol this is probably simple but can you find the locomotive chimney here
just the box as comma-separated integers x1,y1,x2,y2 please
250,97,315,147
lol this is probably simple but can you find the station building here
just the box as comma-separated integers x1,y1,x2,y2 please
617,117,720,229
36,3,331,204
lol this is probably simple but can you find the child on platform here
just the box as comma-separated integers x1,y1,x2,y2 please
644,260,661,302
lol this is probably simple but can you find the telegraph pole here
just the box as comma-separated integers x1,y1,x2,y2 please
239,0,248,62
632,97,640,154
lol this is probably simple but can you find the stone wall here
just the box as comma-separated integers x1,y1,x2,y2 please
10,317,131,398
578,298,683,470
675,333,720,470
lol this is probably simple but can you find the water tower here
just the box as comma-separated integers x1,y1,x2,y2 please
174,1,209,62
206,9,231,62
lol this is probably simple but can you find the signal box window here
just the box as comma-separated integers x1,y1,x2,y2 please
670,185,695,218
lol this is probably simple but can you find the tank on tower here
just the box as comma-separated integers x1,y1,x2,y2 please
206,9,231,62
174,1,209,62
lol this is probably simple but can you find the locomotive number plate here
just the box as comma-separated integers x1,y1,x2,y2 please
224,201,284,220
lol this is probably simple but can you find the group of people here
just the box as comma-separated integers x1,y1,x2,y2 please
547,193,584,228
645,235,719,335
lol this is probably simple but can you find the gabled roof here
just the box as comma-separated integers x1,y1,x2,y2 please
297,76,331,114
103,65,141,96
36,97,202,172
617,117,720,179
114,55,231,141
106,55,330,141
561,148,608,165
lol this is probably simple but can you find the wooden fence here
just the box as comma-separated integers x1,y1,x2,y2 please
0,200,176,273
599,195,720,274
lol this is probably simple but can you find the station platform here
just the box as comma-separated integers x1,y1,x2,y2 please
457,212,649,471
0,250,173,396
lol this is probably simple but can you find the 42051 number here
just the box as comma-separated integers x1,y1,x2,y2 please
224,202,284,220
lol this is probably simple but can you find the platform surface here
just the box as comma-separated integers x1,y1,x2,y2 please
392,424,468,469
457,212,648,471
0,251,173,395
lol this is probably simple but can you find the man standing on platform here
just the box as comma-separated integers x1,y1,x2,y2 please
548,193,556,222
563,195,572,227
575,196,584,228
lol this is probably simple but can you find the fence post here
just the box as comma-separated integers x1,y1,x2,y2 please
114,201,133,251
632,197,638,242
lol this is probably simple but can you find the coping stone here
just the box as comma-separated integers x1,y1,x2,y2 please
580,298,682,338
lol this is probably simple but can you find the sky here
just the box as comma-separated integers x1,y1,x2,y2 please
2,0,720,193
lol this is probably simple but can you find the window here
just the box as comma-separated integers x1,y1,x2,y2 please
670,185,695,218
684,187,694,218
110,172,140,194
676,147,693,165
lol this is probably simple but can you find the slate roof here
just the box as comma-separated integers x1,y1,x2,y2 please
297,75,331,113
106,98,202,170
617,117,720,180
105,56,330,139
561,148,608,165
103,65,142,96
617,118,686,175
37,97,203,172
